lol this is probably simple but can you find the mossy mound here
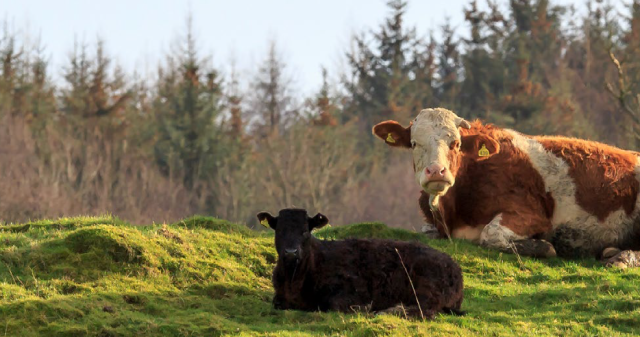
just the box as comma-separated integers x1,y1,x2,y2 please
174,215,255,237
0,216,639,336
315,222,427,242
0,215,127,233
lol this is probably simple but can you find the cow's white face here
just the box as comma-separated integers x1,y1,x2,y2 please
372,108,500,201
410,109,465,195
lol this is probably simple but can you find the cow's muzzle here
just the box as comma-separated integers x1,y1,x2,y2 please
283,248,300,261
422,164,453,194
424,180,451,194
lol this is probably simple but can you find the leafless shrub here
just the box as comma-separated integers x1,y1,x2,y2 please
0,113,197,224
606,50,640,143
214,122,424,229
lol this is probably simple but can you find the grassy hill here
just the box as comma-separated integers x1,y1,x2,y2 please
0,216,639,336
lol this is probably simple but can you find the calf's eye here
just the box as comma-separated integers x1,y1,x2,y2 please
450,140,460,150
411,140,416,149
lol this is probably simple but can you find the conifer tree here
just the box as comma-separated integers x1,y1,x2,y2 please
59,38,132,190
344,0,427,136
227,62,244,138
409,33,437,113
437,19,463,112
458,1,506,119
153,17,226,191
61,40,91,118
311,68,339,127
25,38,57,158
248,40,297,137
0,23,25,114
562,0,623,142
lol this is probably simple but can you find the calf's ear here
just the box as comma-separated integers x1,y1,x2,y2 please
460,134,500,161
308,213,329,231
372,121,412,148
256,212,277,230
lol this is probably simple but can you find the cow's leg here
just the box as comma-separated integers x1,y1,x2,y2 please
480,213,556,258
600,224,640,267
601,247,621,259
600,226,640,267
421,222,442,239
602,250,640,268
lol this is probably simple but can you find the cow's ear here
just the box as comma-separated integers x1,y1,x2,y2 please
461,134,500,161
308,213,329,231
257,212,277,230
372,121,411,148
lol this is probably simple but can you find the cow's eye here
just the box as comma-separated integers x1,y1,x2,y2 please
450,140,460,150
411,140,416,149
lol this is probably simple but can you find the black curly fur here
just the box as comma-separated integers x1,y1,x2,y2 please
270,210,464,319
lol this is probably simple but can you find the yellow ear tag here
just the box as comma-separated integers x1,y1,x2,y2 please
386,133,396,143
478,144,490,157
260,218,269,228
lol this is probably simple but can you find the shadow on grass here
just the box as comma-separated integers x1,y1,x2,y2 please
0,286,359,336
5,279,638,337
468,286,640,335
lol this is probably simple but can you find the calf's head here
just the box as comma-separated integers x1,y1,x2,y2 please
257,208,329,263
373,108,499,202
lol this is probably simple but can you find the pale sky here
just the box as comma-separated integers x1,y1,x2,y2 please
1,0,613,95
2,0,473,94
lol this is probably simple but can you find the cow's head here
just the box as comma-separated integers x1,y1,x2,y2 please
373,108,499,207
257,208,328,265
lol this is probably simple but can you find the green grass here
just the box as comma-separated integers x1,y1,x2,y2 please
1,216,639,336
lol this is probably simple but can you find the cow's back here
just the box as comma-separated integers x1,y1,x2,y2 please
508,132,640,255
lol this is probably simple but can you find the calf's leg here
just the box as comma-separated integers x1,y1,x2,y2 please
480,213,556,258
325,294,372,314
403,305,437,320
375,304,436,320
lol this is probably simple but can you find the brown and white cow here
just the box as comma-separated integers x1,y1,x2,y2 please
373,108,640,267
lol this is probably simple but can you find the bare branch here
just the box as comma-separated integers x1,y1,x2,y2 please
606,50,640,126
